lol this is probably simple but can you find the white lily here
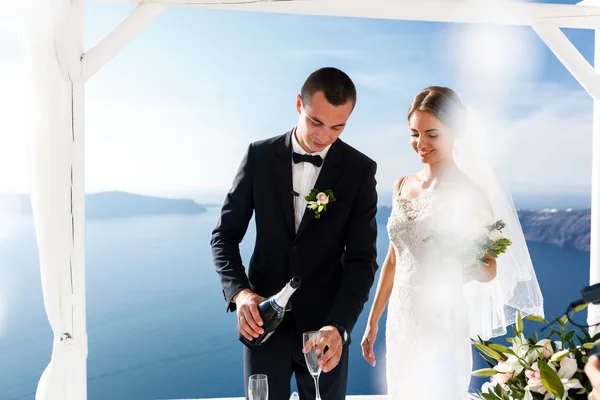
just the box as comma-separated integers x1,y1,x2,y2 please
511,333,536,363
535,339,556,360
492,355,524,384
530,357,583,400
481,381,513,399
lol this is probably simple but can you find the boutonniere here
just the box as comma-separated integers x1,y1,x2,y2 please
305,189,336,219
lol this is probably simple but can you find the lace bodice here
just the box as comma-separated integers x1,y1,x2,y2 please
386,193,467,288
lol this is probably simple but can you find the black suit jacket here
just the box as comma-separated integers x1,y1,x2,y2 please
210,130,379,339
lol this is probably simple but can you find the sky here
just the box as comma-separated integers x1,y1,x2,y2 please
0,0,596,199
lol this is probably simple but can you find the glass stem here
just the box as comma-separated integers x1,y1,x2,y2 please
313,375,321,400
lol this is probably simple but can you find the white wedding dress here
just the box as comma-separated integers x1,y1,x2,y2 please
385,188,477,399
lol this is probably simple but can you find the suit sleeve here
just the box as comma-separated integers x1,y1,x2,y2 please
210,144,255,312
327,160,379,335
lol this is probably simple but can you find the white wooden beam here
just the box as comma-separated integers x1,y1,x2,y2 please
87,0,600,30
532,22,600,100
82,3,166,81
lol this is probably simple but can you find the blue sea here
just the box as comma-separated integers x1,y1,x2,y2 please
0,206,591,400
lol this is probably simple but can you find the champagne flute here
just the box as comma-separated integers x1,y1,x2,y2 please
248,374,268,400
303,331,323,400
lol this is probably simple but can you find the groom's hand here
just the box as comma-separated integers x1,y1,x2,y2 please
314,326,343,373
234,289,265,341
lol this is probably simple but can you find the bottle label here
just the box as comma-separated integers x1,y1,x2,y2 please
270,298,285,317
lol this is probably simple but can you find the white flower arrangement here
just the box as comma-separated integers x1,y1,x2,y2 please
470,307,596,400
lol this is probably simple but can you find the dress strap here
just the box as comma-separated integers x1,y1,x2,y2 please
398,175,409,197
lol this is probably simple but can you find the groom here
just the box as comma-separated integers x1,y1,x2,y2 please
211,67,378,400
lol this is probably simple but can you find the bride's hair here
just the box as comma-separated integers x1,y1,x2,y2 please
407,86,466,134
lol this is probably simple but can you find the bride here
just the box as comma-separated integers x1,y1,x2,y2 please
361,86,544,399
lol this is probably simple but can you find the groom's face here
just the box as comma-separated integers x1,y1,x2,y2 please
295,91,353,154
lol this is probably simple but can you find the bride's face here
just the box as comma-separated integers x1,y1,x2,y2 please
409,111,454,164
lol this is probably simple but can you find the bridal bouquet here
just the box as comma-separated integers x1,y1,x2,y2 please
472,219,513,274
470,307,596,400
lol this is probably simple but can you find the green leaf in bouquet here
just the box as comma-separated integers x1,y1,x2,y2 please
538,360,565,399
525,315,547,324
548,329,561,339
563,330,576,345
517,357,534,371
516,310,524,335
553,316,566,330
480,392,502,400
495,382,515,400
533,329,539,343
582,342,597,350
550,349,571,363
474,342,506,361
511,325,520,338
493,382,511,400
472,368,499,377
487,249,499,258
488,343,515,356
581,326,593,340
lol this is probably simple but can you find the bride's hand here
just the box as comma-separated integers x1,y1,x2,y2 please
361,322,378,367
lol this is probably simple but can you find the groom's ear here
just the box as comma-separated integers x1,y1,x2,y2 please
296,94,303,114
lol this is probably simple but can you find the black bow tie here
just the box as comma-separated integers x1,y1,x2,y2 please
292,152,323,167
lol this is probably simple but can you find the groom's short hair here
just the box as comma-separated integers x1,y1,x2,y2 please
301,67,357,110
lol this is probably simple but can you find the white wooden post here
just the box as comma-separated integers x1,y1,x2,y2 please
588,28,600,331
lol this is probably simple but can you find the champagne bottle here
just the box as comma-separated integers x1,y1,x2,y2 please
241,276,302,346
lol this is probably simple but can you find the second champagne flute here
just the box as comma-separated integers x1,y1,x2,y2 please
303,331,323,400
248,374,268,400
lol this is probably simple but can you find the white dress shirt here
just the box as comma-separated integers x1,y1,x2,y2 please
291,130,332,232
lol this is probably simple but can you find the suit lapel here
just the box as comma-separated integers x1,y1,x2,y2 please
274,130,295,237
294,139,345,241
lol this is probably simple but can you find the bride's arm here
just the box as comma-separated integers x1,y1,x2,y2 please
361,178,403,366
366,242,396,324
361,241,396,366
366,177,404,325
475,253,497,283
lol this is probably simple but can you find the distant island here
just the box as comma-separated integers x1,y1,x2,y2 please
376,206,591,252
0,191,206,219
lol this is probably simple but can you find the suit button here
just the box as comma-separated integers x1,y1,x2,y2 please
292,246,298,253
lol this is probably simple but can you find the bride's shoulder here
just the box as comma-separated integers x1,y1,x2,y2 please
392,175,410,197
